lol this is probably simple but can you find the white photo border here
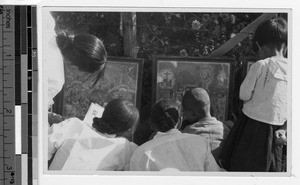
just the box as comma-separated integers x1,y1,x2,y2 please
35,1,298,185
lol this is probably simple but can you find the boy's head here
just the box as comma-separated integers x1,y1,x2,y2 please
151,99,181,133
253,17,287,58
182,88,211,123
93,99,139,137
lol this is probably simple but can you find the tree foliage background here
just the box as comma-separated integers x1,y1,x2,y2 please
51,12,279,143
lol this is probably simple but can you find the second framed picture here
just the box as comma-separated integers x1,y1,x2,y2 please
152,56,235,121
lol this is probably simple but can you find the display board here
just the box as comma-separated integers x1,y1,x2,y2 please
61,57,144,120
153,56,234,121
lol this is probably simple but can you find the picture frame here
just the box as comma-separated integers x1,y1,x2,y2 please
152,56,235,122
53,57,144,120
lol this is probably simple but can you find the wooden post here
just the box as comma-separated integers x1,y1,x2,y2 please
121,12,138,58
208,13,276,58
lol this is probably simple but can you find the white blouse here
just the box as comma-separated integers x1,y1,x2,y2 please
240,56,287,125
129,129,220,171
43,11,65,109
48,118,137,171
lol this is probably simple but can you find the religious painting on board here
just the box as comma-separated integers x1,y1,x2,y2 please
153,56,235,121
59,57,143,120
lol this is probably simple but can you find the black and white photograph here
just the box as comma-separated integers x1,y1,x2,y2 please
42,6,290,175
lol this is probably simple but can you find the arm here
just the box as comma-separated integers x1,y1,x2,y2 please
44,12,65,109
204,140,221,171
129,148,148,171
275,121,287,146
239,62,263,101
48,119,71,160
204,152,221,171
123,142,138,171
129,153,142,171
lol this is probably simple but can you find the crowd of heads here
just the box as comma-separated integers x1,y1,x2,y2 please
49,16,288,172
55,17,288,139
90,87,212,137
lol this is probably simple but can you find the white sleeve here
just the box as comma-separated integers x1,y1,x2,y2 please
124,142,138,171
43,11,65,109
239,62,262,101
48,119,71,160
129,149,145,171
204,141,221,171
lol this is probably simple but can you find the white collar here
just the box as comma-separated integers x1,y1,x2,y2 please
153,129,181,139
91,127,116,138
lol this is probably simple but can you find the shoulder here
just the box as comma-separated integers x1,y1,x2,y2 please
270,57,288,74
183,122,205,134
133,133,180,154
245,59,268,78
51,117,83,129
122,140,138,156
130,140,154,162
113,137,138,150
212,118,227,127
135,139,157,153
126,141,138,151
256,57,287,68
182,124,192,132
251,59,268,69
183,122,199,130
181,133,208,143
66,117,86,128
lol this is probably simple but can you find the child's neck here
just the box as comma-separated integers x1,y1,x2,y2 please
197,112,212,121
259,46,285,59
268,49,285,58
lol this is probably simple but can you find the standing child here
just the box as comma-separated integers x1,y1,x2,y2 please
220,17,288,172
48,99,139,171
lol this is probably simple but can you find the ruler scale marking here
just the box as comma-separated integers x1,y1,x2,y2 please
0,5,36,185
1,6,16,185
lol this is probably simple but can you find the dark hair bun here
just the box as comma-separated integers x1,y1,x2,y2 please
92,99,139,136
56,32,73,51
92,117,114,134
56,33,107,74
151,100,181,132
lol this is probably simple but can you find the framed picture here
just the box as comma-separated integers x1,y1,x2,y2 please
152,56,235,121
54,57,144,120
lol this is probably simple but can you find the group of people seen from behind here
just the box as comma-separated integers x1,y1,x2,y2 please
48,17,288,172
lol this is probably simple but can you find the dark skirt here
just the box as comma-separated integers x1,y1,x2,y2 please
219,113,284,172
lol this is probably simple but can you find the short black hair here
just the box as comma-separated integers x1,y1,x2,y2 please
92,99,139,136
253,17,287,52
151,100,181,132
182,88,210,117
